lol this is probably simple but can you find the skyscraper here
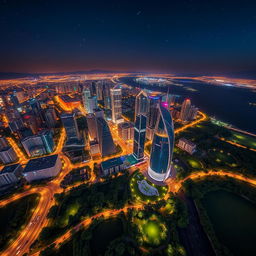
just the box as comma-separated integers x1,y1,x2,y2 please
61,113,80,140
133,114,147,160
148,103,175,182
146,95,161,140
82,88,91,113
87,96,97,113
180,98,191,122
86,114,98,141
134,90,149,118
103,84,111,109
110,86,123,124
96,117,116,157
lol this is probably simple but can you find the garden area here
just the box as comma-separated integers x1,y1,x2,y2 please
130,171,168,202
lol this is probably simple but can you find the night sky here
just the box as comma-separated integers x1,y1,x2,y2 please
0,0,256,74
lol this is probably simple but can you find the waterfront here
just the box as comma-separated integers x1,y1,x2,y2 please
121,77,256,133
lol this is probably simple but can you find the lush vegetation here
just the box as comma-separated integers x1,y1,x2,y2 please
0,193,39,251
36,174,130,247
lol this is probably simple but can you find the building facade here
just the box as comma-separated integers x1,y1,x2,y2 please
61,112,80,140
133,114,147,160
110,86,123,124
148,103,175,182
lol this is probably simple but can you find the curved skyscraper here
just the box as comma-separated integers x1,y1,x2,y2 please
148,103,175,182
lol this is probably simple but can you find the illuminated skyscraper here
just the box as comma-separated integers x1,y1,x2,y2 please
133,114,147,160
110,86,123,124
148,103,174,182
135,90,149,118
82,88,91,113
87,96,97,113
180,98,191,122
146,95,161,140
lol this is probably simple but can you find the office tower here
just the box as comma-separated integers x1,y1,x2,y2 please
82,88,91,113
133,114,147,160
0,137,9,150
23,114,39,134
118,122,134,141
86,114,98,141
21,130,54,157
103,84,111,109
8,118,24,133
93,108,104,118
96,81,103,101
135,90,149,119
0,146,18,164
96,117,116,157
44,108,57,128
110,86,123,124
88,96,97,113
180,98,191,122
89,82,97,96
61,112,80,140
29,98,44,126
170,95,176,106
146,95,161,140
148,103,174,182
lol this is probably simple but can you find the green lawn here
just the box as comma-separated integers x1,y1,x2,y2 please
209,149,238,167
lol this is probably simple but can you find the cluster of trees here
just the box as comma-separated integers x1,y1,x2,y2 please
38,174,130,245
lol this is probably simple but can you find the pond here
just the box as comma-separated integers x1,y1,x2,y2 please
202,190,256,256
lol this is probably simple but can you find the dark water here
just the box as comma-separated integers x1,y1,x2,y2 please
121,77,256,133
202,190,256,256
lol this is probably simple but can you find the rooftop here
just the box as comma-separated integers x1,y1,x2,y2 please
1,164,20,174
60,95,80,103
23,154,59,173
101,157,124,170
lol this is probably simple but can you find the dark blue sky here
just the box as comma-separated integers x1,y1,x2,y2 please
0,0,256,74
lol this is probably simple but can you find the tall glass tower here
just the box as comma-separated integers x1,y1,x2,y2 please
110,86,123,124
148,103,175,182
133,114,147,160
135,91,149,119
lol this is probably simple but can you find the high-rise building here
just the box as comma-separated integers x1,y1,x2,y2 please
148,103,174,182
61,113,80,140
86,114,98,141
29,98,44,125
0,164,22,187
21,131,54,157
96,117,116,157
133,114,147,160
118,122,134,141
44,108,57,128
8,118,24,133
103,84,111,109
0,146,18,164
23,114,39,134
88,96,97,113
110,86,123,124
187,105,198,120
96,81,103,101
180,99,191,122
82,88,91,113
146,95,161,140
135,91,149,118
